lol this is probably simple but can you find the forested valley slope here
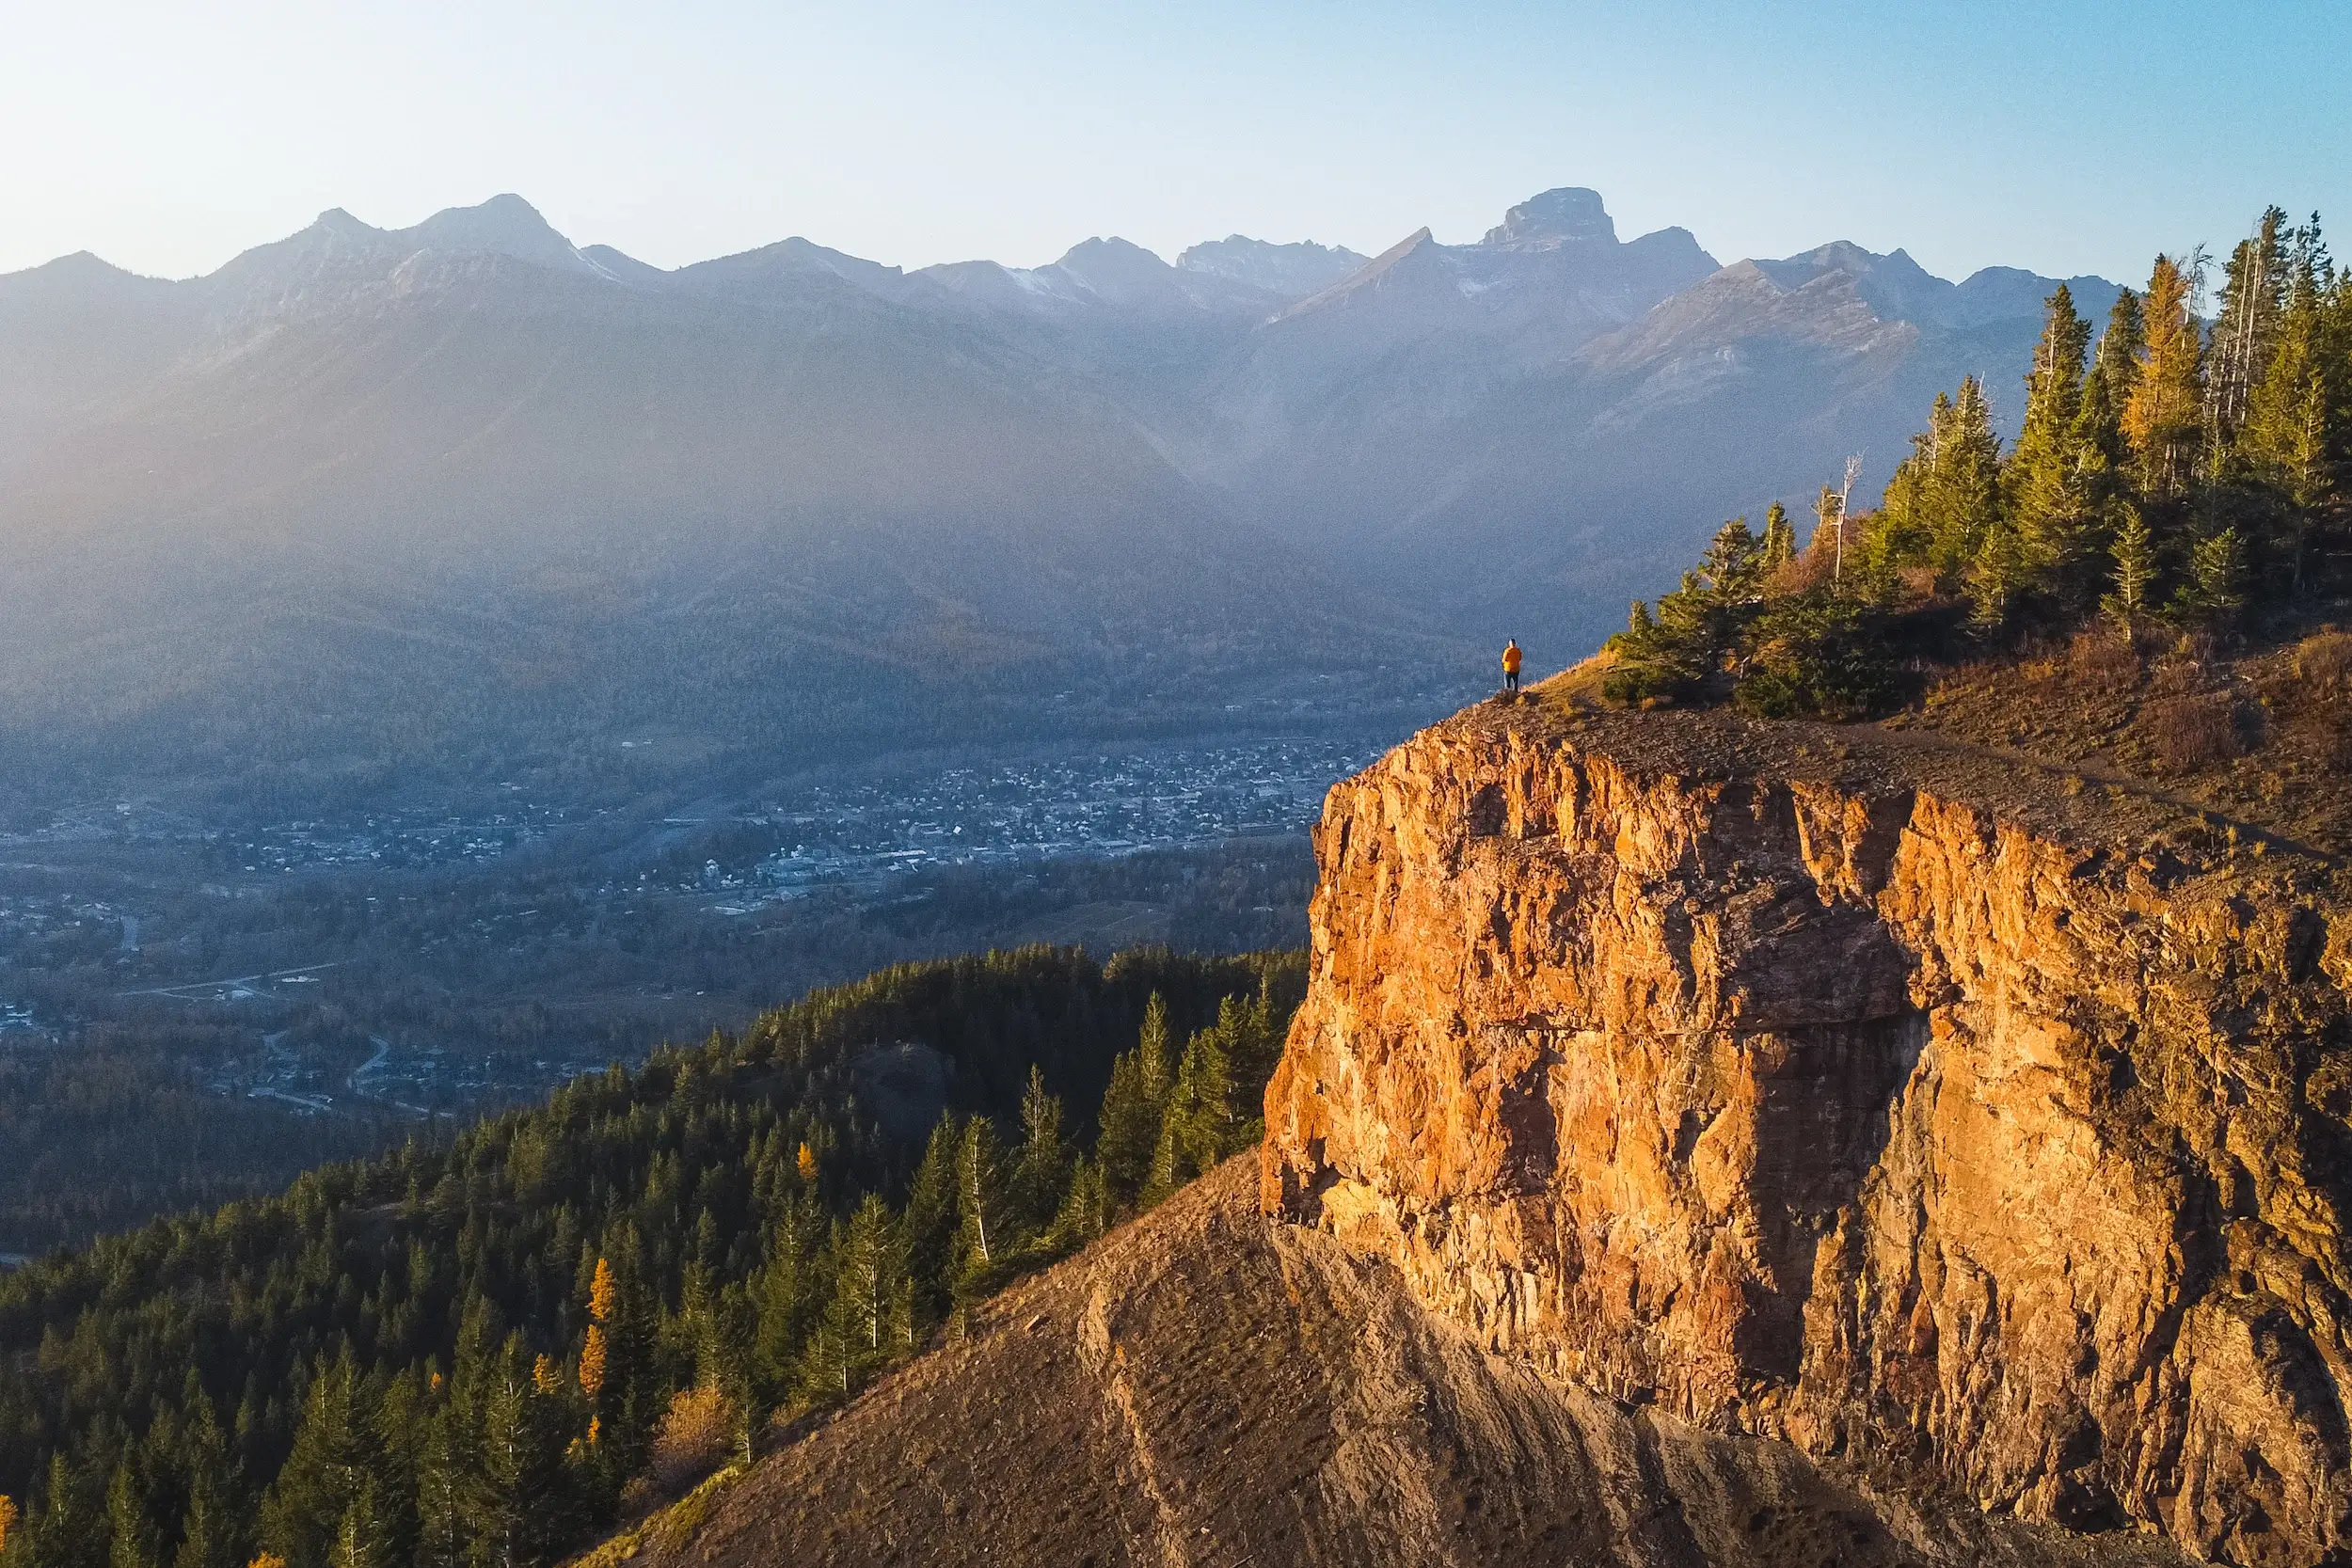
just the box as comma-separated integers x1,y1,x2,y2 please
0,947,1301,1568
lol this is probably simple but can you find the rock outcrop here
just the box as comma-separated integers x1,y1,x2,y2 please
631,1161,2184,1568
1263,697,2352,1566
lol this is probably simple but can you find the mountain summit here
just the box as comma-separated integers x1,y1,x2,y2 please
400,191,602,274
1480,184,1617,248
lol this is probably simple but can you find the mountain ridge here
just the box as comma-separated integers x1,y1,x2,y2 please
0,184,2122,793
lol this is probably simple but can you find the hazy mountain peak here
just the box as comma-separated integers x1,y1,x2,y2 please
1952,264,2123,328
1752,241,1957,325
1055,236,1171,279
1048,237,1196,306
1273,228,1450,322
13,250,145,284
310,207,383,238
399,193,596,275
1756,240,1927,286
1482,187,1616,249
675,235,907,298
1175,236,1368,300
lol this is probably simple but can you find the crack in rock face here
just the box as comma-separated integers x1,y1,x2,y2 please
1262,715,2352,1566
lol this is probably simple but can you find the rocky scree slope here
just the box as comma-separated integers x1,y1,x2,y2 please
622,1161,2181,1568
1263,685,2352,1566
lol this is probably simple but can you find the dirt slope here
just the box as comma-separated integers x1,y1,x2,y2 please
627,1160,2183,1568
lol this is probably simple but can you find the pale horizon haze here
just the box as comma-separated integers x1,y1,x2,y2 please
5,0,2348,288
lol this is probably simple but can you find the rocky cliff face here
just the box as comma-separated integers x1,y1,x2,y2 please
1263,699,2352,1567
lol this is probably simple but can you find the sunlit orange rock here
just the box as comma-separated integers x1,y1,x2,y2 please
1265,698,2352,1566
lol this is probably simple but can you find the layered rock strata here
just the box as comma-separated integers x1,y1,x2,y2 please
1263,699,2352,1566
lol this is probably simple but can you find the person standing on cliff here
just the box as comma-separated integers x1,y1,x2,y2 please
1501,639,1523,697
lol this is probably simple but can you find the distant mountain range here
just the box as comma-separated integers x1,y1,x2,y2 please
0,187,2115,796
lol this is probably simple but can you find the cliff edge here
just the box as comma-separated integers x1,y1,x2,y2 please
1263,684,2352,1566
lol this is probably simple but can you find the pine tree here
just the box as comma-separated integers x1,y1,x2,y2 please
2004,284,2097,605
2102,504,2157,626
1932,377,2005,573
1044,1156,1110,1250
954,1117,1008,1286
1966,515,2030,630
262,1354,370,1568
1008,1066,1069,1237
2241,254,2337,594
1094,999,1170,1207
2124,255,2206,500
1136,994,1173,1108
409,1400,467,1568
1697,517,1763,602
324,1484,385,1568
702,1286,758,1463
2074,286,2143,501
1869,380,2002,588
897,1116,961,1326
2175,527,2249,628
2208,208,2291,458
1216,987,1283,1120
751,1193,824,1400
365,1371,421,1568
1602,570,1727,704
1146,1022,1236,1202
1758,501,1797,575
467,1337,563,1568
31,1453,103,1568
173,1393,240,1568
105,1463,156,1568
811,1196,899,1397
1865,414,1943,579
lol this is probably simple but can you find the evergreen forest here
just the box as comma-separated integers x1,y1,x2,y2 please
1607,209,2352,715
0,945,1302,1568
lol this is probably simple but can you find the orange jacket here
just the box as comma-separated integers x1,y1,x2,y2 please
1502,643,1522,673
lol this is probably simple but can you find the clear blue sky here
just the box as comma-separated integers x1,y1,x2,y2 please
5,0,2345,286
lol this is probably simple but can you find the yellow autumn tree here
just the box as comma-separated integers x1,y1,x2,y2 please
0,1494,17,1559
647,1386,733,1490
2122,253,2205,499
797,1142,819,1182
587,1258,615,1324
247,1556,288,1568
579,1324,607,1402
532,1353,564,1397
580,1255,613,1401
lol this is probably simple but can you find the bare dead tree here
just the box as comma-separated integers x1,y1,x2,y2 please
1833,454,1863,586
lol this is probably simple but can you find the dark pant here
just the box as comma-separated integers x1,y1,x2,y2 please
1503,670,1519,693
